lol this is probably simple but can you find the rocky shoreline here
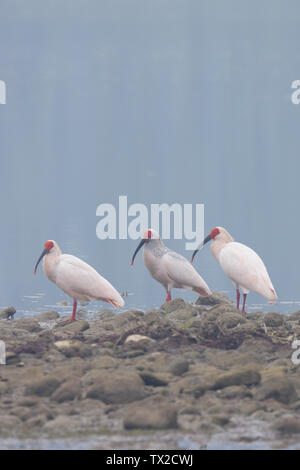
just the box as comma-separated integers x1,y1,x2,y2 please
0,293,300,449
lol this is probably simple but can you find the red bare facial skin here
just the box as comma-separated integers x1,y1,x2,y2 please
142,230,152,242
44,240,54,252
210,227,220,240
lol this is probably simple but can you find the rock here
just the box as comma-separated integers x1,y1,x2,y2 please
287,311,300,322
43,415,77,434
204,349,259,369
51,379,81,403
194,306,261,349
86,371,145,404
0,382,8,395
196,292,233,306
90,355,117,369
14,340,48,356
167,307,196,324
85,310,146,345
2,293,300,443
135,352,170,373
169,358,189,376
51,361,91,381
176,378,207,398
198,315,219,340
211,414,230,426
261,366,287,378
272,416,300,435
0,415,22,430
26,415,48,428
76,310,88,319
161,298,186,314
14,318,41,332
78,369,102,389
5,351,21,365
216,311,246,329
170,364,219,397
11,406,33,421
140,312,174,341
237,337,278,355
264,312,284,327
139,372,168,387
256,376,298,404
0,307,16,320
124,404,177,430
125,335,155,348
96,309,116,321
113,311,144,333
161,299,198,325
54,340,92,358
212,367,261,390
216,385,253,399
25,375,62,397
56,320,90,334
119,310,145,319
18,397,40,407
116,349,145,359
179,407,201,416
35,311,59,321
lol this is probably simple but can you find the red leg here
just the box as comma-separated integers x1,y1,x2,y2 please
236,289,240,310
66,300,77,322
241,294,247,314
165,291,171,302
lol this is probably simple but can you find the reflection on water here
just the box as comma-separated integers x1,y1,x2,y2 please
247,301,300,314
0,425,299,450
4,289,300,320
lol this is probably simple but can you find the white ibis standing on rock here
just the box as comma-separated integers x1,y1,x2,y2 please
191,227,277,313
131,229,211,302
34,240,124,321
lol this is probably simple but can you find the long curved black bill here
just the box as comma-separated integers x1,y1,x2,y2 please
191,234,211,263
34,248,47,275
131,239,146,266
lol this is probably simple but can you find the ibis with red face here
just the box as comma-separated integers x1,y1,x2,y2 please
34,240,124,321
191,227,277,313
131,229,211,302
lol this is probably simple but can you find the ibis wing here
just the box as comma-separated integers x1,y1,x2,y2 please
55,254,124,306
164,251,211,295
219,242,276,300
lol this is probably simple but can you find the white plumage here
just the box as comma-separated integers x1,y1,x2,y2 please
192,226,277,313
34,240,124,321
219,242,277,301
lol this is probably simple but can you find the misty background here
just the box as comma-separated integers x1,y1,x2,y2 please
0,0,299,316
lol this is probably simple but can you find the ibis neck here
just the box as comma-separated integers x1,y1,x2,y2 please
144,238,168,257
43,246,61,282
210,239,229,262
